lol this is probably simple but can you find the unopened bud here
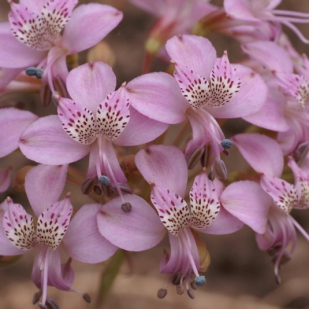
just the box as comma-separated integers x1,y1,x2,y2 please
121,202,132,212
157,288,167,299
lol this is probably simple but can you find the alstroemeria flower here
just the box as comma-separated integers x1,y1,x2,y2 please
161,34,267,175
0,0,122,93
232,133,309,282
134,145,243,297
19,62,170,198
0,164,117,307
224,0,309,43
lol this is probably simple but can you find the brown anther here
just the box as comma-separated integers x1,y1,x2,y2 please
157,288,167,299
121,202,132,212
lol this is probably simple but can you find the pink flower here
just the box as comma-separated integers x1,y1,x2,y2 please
133,145,243,297
0,164,117,307
162,34,267,175
0,0,122,93
19,62,170,198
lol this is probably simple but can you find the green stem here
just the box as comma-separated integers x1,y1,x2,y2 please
93,249,125,309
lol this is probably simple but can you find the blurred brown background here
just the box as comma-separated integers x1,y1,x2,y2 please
1,0,309,308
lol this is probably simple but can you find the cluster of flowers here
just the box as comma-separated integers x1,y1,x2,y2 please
1,0,309,308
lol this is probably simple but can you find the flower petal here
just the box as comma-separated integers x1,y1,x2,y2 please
66,62,116,113
0,107,38,158
97,195,166,251
37,195,72,249
220,180,271,234
63,3,123,54
126,72,188,124
63,203,117,263
0,167,12,193
135,145,188,196
25,164,68,217
232,133,284,177
166,34,216,78
19,115,90,165
114,107,168,146
3,198,36,251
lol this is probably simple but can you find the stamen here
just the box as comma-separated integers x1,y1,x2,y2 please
221,139,233,149
157,288,168,299
121,202,132,212
98,175,110,187
294,142,309,165
187,289,195,299
176,285,184,295
83,294,91,303
45,299,59,309
25,67,44,79
194,275,206,286
186,146,204,170
81,177,97,195
93,185,102,195
214,159,228,179
33,291,42,305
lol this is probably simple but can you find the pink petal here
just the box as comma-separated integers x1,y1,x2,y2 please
63,3,123,54
189,173,221,229
0,166,12,193
232,133,284,177
97,195,166,251
151,185,190,236
37,195,72,249
57,97,97,145
63,204,117,263
66,62,116,113
242,41,293,73
0,67,22,89
25,164,68,217
166,34,216,78
0,107,38,158
0,199,26,255
19,115,90,165
220,180,272,234
0,22,45,68
96,86,130,141
243,90,289,132
207,64,268,118
135,145,188,196
126,72,188,124
200,207,244,235
114,107,168,146
3,199,36,251
224,0,261,22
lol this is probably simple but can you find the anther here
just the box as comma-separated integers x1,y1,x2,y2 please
176,285,184,295
187,289,195,299
187,146,204,169
157,288,168,299
98,175,110,187
119,183,133,194
221,139,233,149
38,303,47,309
171,273,182,285
25,67,44,79
294,142,309,165
81,177,97,195
45,299,59,309
194,275,206,287
214,159,228,180
83,293,91,303
33,291,42,304
93,185,102,195
121,202,132,212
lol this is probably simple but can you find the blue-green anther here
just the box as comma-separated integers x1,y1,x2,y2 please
98,175,110,187
221,139,233,149
194,275,206,286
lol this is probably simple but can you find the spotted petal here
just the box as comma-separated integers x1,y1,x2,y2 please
151,186,190,236
189,173,220,229
96,86,130,141
3,199,36,251
9,0,77,50
208,52,241,108
174,63,211,110
57,97,97,145
288,158,309,209
36,195,72,249
260,174,299,214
